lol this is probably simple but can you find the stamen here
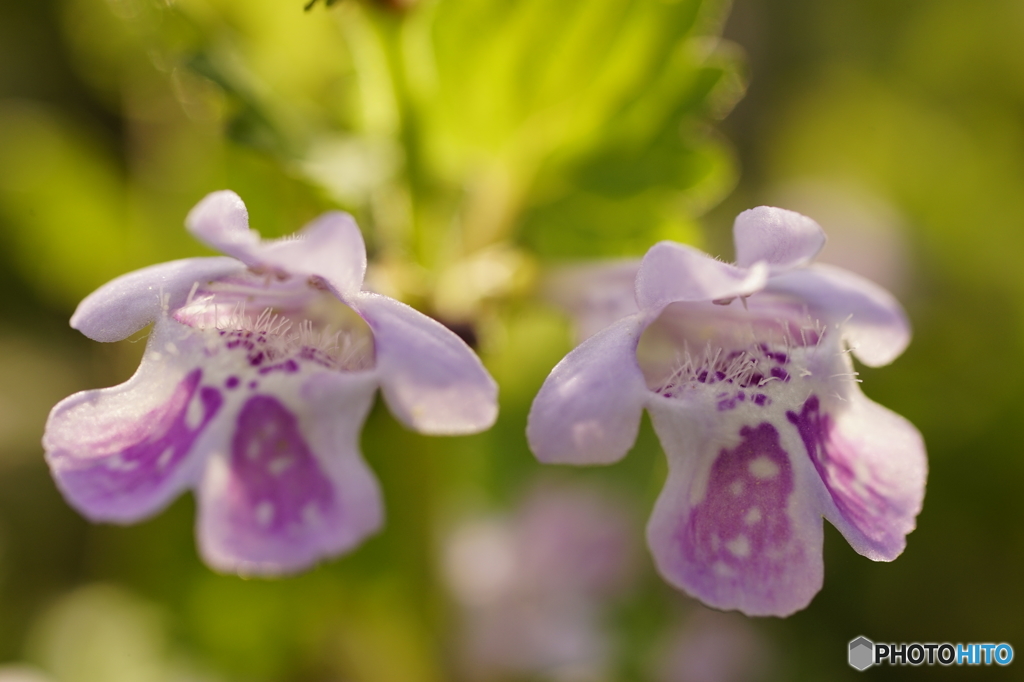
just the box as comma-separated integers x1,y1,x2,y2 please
186,281,200,307
174,288,373,372
654,315,830,399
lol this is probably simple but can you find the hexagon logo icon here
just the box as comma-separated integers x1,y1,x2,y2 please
849,636,875,671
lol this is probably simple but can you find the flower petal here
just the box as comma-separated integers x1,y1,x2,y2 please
70,257,243,342
733,206,826,270
765,263,910,366
786,392,926,561
185,190,262,264
186,191,368,298
646,400,826,616
196,372,383,575
635,242,768,311
527,314,650,465
256,212,367,298
44,321,225,522
351,293,498,434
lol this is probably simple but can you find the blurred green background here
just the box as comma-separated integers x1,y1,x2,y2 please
1,0,1022,680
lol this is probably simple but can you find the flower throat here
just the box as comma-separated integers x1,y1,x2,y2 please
173,273,374,372
641,308,839,408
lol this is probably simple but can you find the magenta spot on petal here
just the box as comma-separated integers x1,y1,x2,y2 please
675,422,800,600
770,367,790,382
248,381,258,390
226,376,240,389
225,395,336,539
787,396,900,546
200,386,221,405
220,330,278,369
62,369,222,508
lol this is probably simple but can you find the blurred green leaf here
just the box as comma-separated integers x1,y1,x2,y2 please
0,101,128,306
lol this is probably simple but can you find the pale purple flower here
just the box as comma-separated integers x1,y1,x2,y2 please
44,190,497,576
653,607,773,682
544,260,641,342
527,207,926,616
442,483,638,680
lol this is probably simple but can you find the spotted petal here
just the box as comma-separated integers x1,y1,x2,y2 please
44,320,225,522
351,293,497,435
646,400,827,616
196,372,383,575
765,263,910,367
787,392,926,561
635,242,769,311
71,257,243,342
259,212,367,298
186,191,367,298
733,206,826,271
527,314,650,465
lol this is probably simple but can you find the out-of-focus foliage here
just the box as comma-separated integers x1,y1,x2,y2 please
34,0,743,320
2,0,1024,679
